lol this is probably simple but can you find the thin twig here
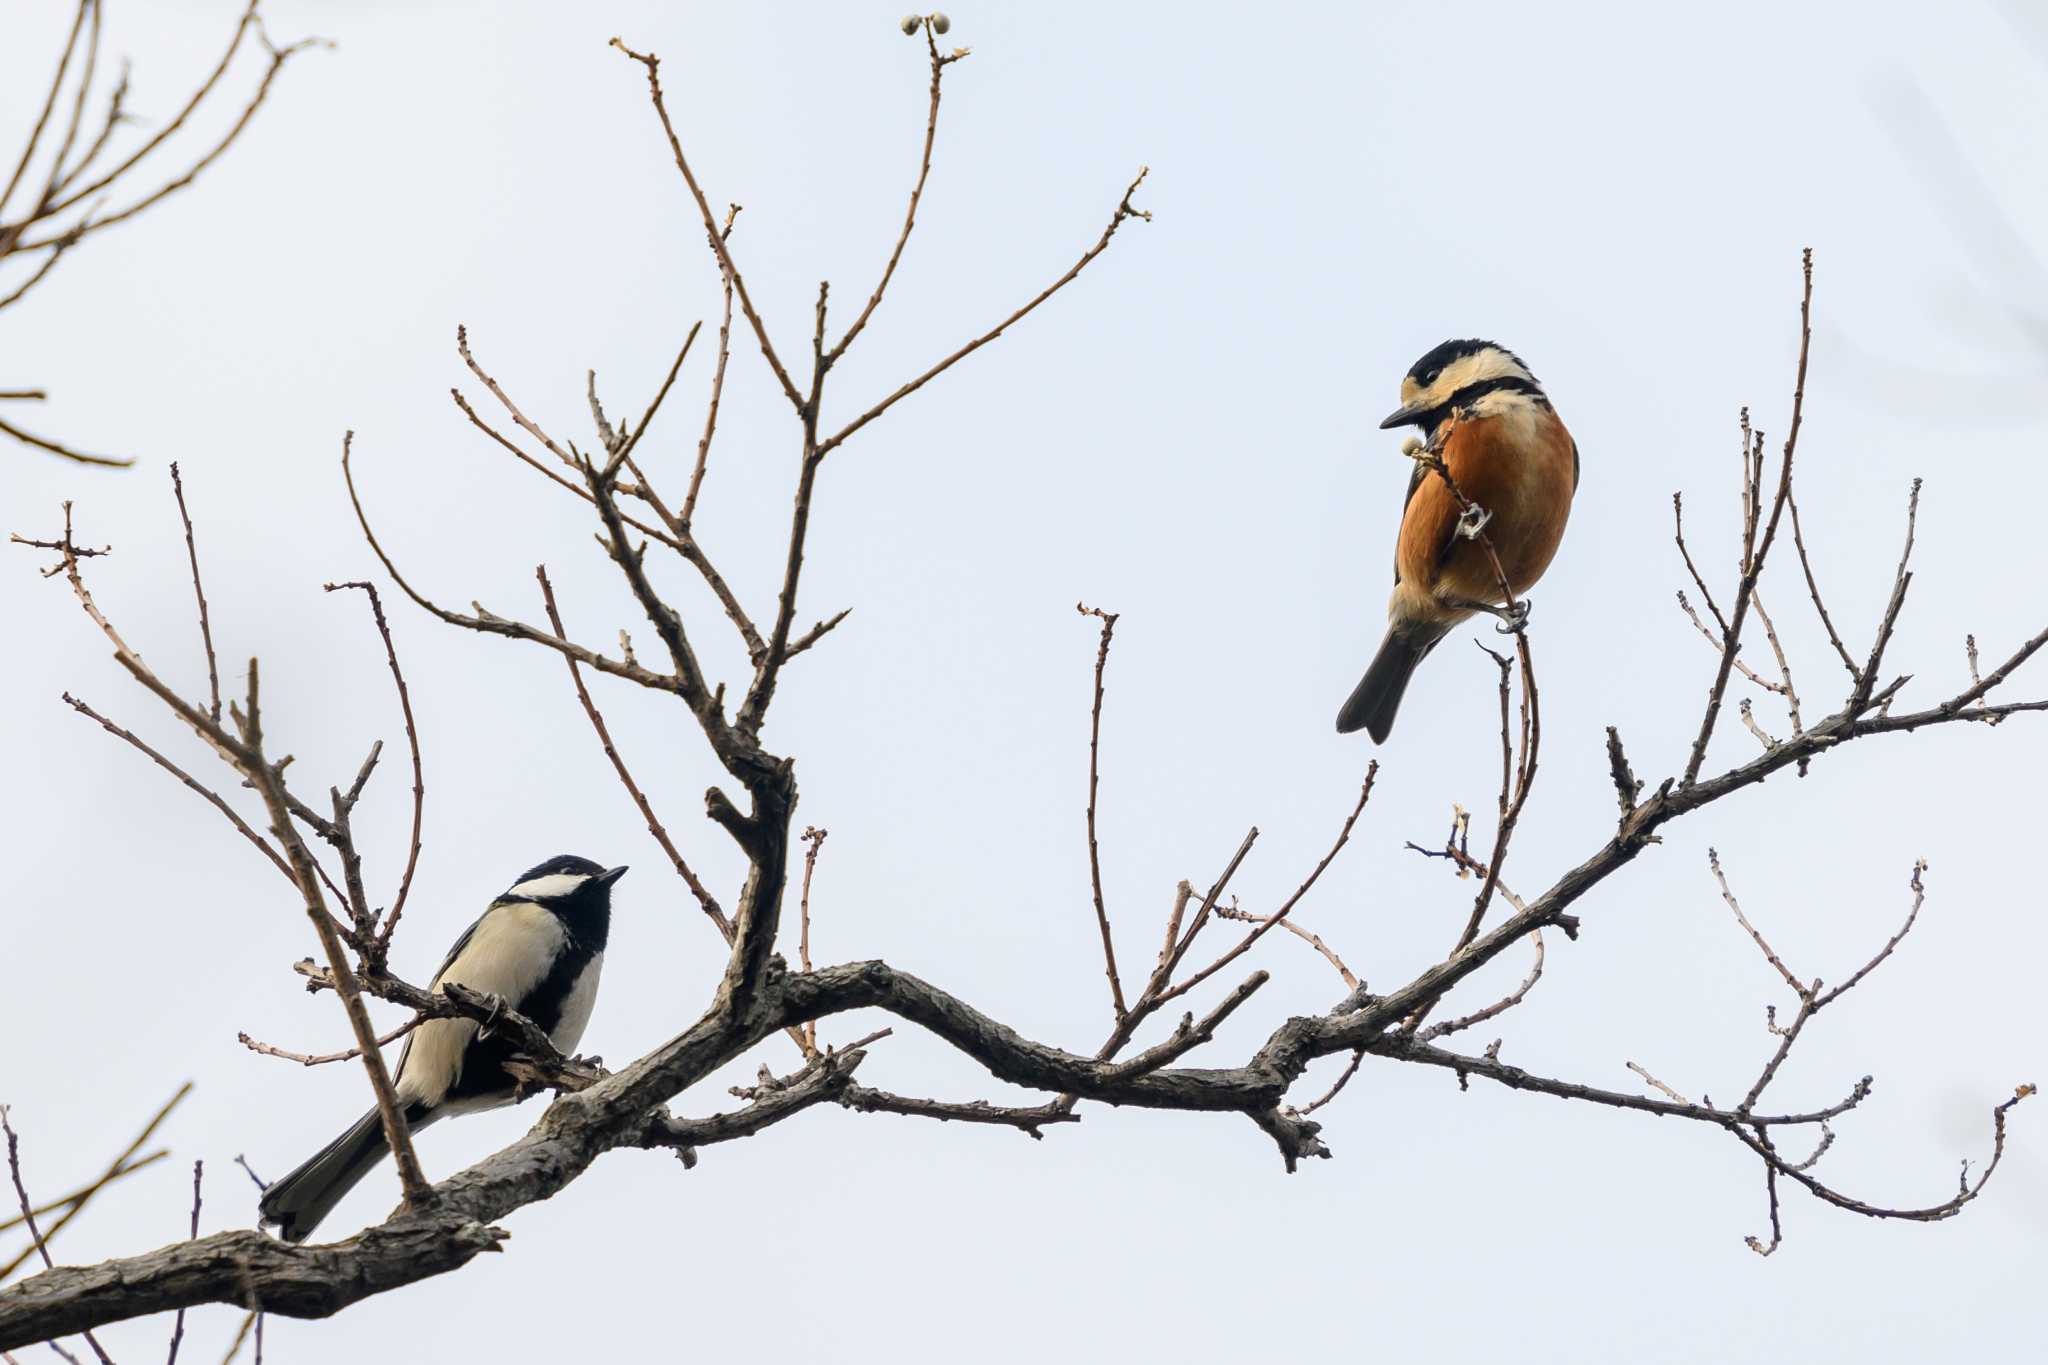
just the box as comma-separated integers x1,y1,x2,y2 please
1680,250,1814,786
610,319,702,475
0,414,129,467
15,19,327,250
798,826,827,1057
164,1159,202,1364
1213,904,1359,990
342,433,685,696
1101,972,1269,1081
1814,860,1929,1009
536,566,731,936
826,25,957,363
814,167,1151,459
838,1087,1080,1141
1677,588,1784,693
610,41,803,409
1786,489,1861,682
0,0,89,219
1419,930,1545,1041
61,693,292,884
1,1107,115,1364
1160,769,1376,1008
1626,1062,1692,1106
1852,479,1923,712
169,463,222,721
0,1085,189,1284
1398,435,1541,970
1749,589,1802,737
1076,603,1127,1019
322,581,424,958
684,204,740,526
237,1016,424,1067
1709,848,1803,995
1293,1050,1367,1118
1672,491,1730,634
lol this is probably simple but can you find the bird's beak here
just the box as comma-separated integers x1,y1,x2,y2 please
597,865,629,887
1378,403,1426,430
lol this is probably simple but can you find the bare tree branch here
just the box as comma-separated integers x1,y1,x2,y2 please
814,167,1151,460
609,40,803,410
825,22,961,363
2,2,323,465
1680,251,1815,786
0,1085,188,1285
1076,603,1127,1019
2,1107,115,1364
322,581,425,962
5,22,2044,1345
536,566,731,937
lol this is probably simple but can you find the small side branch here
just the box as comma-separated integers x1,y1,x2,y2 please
1,1106,116,1364
826,23,961,363
323,580,425,960
537,567,731,937
1076,603,1127,1020
815,167,1151,459
0,1085,189,1285
610,40,803,410
1679,251,1814,786
169,464,221,722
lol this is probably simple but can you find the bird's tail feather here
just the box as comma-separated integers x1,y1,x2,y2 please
1336,621,1445,742
258,1103,430,1244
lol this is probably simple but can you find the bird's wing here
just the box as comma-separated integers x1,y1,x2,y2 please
1394,459,1429,585
1397,428,1478,591
429,908,493,988
1571,434,1580,490
392,906,493,1085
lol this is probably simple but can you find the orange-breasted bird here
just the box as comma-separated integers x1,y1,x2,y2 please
1336,339,1578,742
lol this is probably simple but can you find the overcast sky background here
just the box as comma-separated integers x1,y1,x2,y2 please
4,1,2046,1359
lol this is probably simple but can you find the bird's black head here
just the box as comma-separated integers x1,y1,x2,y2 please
1380,339,1543,431
498,854,629,908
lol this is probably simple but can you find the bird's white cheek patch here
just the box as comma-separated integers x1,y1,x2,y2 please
502,873,588,902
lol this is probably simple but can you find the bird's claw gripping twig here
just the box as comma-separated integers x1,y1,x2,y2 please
1490,599,1532,634
477,992,506,1040
1456,503,1494,540
1457,598,1531,633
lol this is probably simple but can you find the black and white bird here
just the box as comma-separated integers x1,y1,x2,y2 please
258,855,627,1243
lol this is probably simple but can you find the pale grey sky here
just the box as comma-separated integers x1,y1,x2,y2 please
4,2,2045,1360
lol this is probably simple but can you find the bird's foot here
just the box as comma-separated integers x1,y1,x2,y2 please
477,992,507,1040
1487,599,1533,635
1456,502,1494,540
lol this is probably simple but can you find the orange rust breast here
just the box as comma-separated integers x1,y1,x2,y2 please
1394,408,1577,609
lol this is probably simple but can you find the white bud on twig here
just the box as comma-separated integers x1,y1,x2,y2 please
931,12,951,34
900,14,921,35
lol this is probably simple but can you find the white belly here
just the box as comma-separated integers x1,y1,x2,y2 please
549,951,603,1056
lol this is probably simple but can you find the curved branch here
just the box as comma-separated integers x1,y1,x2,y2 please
814,167,1151,460
341,433,680,695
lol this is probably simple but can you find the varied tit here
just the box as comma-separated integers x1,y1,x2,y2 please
1337,339,1578,742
